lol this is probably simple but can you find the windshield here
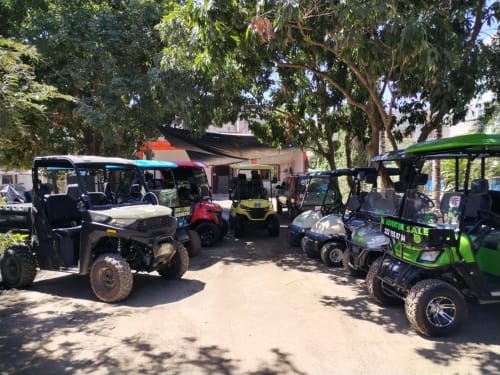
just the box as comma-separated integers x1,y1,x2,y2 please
400,155,500,229
345,166,403,217
35,162,144,207
300,175,343,209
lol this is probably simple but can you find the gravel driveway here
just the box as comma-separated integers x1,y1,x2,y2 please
1,203,499,374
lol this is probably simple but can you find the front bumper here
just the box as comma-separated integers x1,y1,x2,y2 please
375,254,422,295
301,231,331,256
288,223,310,247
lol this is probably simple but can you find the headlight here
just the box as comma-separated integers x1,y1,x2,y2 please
109,218,137,228
419,250,441,263
90,213,111,223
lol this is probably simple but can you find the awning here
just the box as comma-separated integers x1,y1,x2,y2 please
159,127,300,166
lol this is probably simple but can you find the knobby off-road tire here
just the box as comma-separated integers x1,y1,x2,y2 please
268,215,280,237
0,245,37,288
90,253,133,303
158,244,189,280
218,218,229,239
186,230,202,257
342,249,364,277
276,201,283,214
366,257,399,305
196,222,220,247
287,203,297,221
405,279,467,337
320,242,345,267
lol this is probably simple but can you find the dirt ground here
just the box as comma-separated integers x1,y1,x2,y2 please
1,201,499,374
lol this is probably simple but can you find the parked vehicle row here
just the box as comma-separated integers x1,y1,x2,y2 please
2,134,499,339
290,134,500,338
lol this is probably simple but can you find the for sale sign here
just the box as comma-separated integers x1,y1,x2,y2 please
381,217,456,247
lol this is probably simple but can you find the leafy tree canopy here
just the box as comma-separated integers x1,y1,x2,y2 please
158,0,499,166
0,37,72,168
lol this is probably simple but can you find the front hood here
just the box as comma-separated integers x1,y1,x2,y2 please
292,210,322,228
200,201,223,212
89,204,172,220
311,214,346,235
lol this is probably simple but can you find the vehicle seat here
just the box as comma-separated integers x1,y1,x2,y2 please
46,194,82,228
463,179,492,226
250,174,265,198
129,184,143,200
88,192,109,205
66,184,80,200
234,174,249,200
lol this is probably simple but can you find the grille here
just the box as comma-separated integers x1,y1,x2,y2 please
137,215,173,232
248,208,266,219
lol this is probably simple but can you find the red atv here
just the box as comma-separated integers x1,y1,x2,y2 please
171,161,228,247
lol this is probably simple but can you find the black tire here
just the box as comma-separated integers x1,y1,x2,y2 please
234,215,245,238
268,215,280,237
90,253,133,303
366,257,399,305
342,249,364,277
320,242,345,267
276,200,283,214
196,221,220,247
158,243,189,280
186,230,202,256
0,245,37,288
218,218,229,239
405,279,467,337
287,203,297,220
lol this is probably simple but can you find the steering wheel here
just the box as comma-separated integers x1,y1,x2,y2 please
415,191,434,208
141,191,159,205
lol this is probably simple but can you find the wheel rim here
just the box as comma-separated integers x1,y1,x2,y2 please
95,266,117,293
425,296,456,328
200,229,216,244
328,247,343,263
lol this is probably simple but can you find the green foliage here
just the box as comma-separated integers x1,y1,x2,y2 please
156,0,498,167
0,232,29,256
1,0,170,160
1,0,498,169
0,37,73,168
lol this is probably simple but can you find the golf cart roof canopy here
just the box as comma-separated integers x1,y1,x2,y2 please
134,159,177,169
371,149,408,162
231,163,274,171
173,160,207,168
405,134,500,156
34,155,137,168
306,169,353,178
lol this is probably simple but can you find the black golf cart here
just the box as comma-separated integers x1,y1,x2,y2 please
0,155,188,303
